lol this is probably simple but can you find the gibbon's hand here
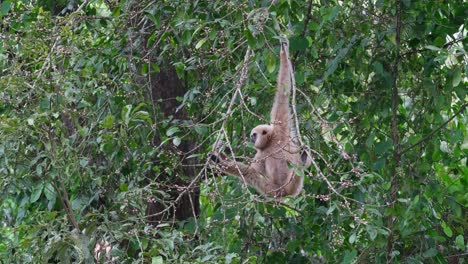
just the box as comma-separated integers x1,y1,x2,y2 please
209,151,229,166
208,152,221,164
280,39,288,52
209,152,221,164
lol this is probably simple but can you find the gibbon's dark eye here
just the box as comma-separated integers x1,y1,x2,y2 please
262,130,267,135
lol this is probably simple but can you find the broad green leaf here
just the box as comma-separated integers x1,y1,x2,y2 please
71,197,84,210
441,221,453,237
375,140,392,155
182,30,193,45
166,127,180,136
79,158,89,167
326,203,337,215
141,63,148,74
194,125,207,135
244,29,256,47
340,249,357,264
455,235,465,250
1,1,11,16
43,183,56,201
249,97,257,106
120,184,128,192
102,114,115,128
290,36,308,51
452,69,461,87
366,225,378,240
30,183,44,203
172,136,181,146
152,256,163,264
423,248,437,258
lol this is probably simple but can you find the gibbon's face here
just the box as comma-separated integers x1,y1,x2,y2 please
250,124,273,150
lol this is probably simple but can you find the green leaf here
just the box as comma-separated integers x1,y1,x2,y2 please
152,256,163,264
43,183,56,201
79,158,89,167
195,38,207,49
102,114,115,128
374,139,392,155
266,52,276,74
141,63,148,74
122,105,132,125
244,29,256,47
340,249,357,264
349,233,356,244
366,225,378,240
423,248,437,258
310,46,318,59
326,203,337,215
166,127,180,136
372,158,386,171
194,125,207,135
455,235,465,250
441,221,453,237
120,184,128,192
172,136,181,146
182,30,193,45
43,183,56,210
30,183,44,203
323,6,341,22
452,69,461,87
290,36,309,51
426,45,441,51
1,1,11,16
71,197,85,210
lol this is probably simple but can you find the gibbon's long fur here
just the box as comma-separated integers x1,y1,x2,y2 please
211,42,311,198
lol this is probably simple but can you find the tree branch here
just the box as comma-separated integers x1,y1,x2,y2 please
398,102,468,156
399,36,466,58
292,0,314,63
387,0,402,260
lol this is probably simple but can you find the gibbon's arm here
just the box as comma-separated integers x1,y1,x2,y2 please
270,43,291,133
211,153,274,195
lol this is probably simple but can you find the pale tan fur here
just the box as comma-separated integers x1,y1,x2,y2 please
211,42,311,198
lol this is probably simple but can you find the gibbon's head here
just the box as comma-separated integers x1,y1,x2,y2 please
250,124,273,150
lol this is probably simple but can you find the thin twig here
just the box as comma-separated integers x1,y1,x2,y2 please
212,47,253,150
399,102,467,155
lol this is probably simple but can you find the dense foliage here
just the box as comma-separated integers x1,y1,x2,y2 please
0,0,466,263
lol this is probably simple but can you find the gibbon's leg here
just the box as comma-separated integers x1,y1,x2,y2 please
210,153,276,195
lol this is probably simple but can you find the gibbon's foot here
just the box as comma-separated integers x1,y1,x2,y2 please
210,153,220,164
301,150,308,164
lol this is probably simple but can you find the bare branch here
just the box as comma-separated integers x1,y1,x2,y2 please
399,102,467,156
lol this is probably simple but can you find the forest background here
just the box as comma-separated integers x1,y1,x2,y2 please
0,0,466,263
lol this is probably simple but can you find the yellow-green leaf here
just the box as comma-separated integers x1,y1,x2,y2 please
195,38,207,49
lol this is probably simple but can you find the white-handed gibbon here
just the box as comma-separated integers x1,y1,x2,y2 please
211,42,311,198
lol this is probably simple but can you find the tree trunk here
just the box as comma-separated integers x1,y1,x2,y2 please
145,66,200,223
